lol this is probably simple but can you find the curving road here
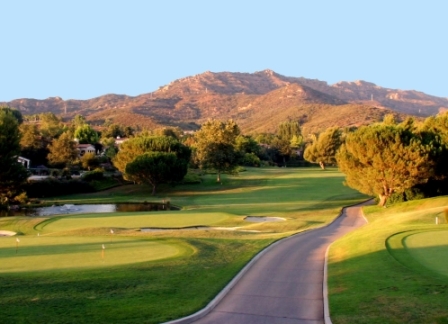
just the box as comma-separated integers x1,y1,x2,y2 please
167,201,370,324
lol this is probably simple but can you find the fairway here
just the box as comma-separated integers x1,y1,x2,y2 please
329,196,448,323
0,167,368,324
403,230,448,277
0,236,182,272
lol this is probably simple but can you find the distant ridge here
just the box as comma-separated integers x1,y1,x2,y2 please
2,70,446,134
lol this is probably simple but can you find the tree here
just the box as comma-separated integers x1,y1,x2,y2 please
125,152,188,195
270,137,291,166
19,123,42,150
235,135,261,156
19,123,49,167
0,106,23,124
0,110,28,206
72,114,86,129
277,121,302,143
113,136,191,185
80,152,99,171
47,132,78,168
336,123,433,206
74,124,99,144
39,112,65,139
304,127,343,169
193,120,240,182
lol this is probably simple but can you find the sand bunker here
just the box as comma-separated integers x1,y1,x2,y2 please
244,216,286,222
141,226,260,233
0,230,17,236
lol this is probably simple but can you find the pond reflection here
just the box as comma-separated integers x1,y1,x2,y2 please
1,203,174,217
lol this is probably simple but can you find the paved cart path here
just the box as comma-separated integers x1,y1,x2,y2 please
188,202,370,324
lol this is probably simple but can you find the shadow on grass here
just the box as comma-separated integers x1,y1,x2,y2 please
329,240,448,323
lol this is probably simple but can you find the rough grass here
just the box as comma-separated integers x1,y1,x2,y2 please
0,167,367,324
328,196,448,324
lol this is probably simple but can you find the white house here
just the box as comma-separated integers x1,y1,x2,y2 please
17,156,30,168
76,144,96,157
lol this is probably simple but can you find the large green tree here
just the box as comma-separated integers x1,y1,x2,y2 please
125,152,189,195
113,136,191,186
193,119,240,182
0,106,23,124
74,124,99,144
0,110,28,206
304,127,343,169
47,132,78,168
336,123,434,206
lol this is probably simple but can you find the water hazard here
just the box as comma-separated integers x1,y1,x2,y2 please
1,203,175,217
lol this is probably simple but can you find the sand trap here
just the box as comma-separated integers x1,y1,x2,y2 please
141,226,260,233
0,230,17,236
244,216,286,222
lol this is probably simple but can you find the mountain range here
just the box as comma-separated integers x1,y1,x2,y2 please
3,70,447,134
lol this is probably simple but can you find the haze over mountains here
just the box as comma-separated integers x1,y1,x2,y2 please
3,70,447,134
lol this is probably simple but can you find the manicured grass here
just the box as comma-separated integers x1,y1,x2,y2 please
35,212,232,234
328,196,448,324
403,231,448,277
1,167,367,323
0,236,183,272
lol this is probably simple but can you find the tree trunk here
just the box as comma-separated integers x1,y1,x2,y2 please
378,194,388,207
319,161,326,170
217,171,221,183
151,184,156,195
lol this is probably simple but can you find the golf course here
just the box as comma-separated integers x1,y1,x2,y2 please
328,196,448,323
2,167,448,323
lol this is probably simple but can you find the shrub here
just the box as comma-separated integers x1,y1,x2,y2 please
82,169,104,182
240,153,261,167
24,179,94,198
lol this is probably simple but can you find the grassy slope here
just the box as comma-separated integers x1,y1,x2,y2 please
328,196,448,324
0,167,367,324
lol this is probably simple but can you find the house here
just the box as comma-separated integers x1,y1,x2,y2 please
76,144,96,157
114,136,128,146
17,156,30,168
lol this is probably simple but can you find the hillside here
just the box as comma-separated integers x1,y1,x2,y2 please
2,70,445,134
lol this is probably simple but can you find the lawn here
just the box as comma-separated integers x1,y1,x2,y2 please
328,196,448,324
0,167,367,324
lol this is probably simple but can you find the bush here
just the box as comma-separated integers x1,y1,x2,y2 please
82,169,104,182
182,170,202,184
240,153,261,167
24,179,94,198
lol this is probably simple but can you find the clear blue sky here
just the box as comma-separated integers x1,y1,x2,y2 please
2,0,447,102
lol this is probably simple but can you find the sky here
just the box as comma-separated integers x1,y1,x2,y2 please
1,0,447,102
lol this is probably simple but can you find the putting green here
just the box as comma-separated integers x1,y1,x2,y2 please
403,230,448,277
37,212,231,233
0,236,181,273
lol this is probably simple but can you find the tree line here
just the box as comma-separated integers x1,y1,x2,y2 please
2,104,448,208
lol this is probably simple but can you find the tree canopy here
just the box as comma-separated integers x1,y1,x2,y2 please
0,110,28,206
113,136,191,191
125,152,188,195
47,132,78,168
74,124,99,144
193,119,240,182
304,127,342,169
336,123,434,206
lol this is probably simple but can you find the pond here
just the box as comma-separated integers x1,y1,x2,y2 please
1,203,176,217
